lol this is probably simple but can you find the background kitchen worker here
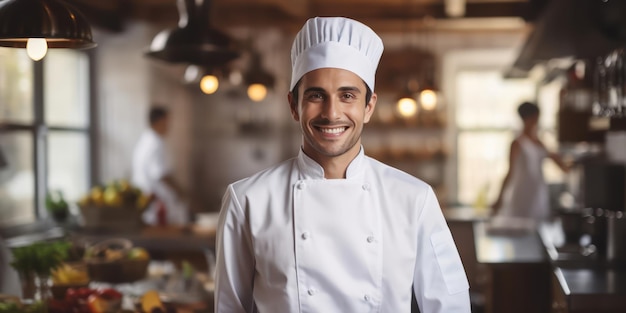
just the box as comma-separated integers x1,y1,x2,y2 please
492,101,569,223
132,106,188,226
215,16,470,313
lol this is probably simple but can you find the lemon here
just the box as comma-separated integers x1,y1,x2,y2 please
141,290,164,313
90,186,104,206
128,247,150,260
103,186,122,207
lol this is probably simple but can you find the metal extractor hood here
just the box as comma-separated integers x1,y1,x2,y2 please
146,0,240,67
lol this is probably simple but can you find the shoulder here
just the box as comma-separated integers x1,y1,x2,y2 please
229,158,297,195
365,156,431,193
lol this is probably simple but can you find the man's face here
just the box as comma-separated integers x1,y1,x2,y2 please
288,68,377,162
524,113,539,130
153,116,170,136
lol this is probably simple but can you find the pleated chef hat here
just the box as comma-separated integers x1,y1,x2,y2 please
290,17,384,92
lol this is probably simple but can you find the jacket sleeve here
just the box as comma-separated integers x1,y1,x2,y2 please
214,185,256,313
413,187,471,313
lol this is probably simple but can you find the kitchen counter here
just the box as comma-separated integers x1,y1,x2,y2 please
473,220,551,313
474,216,626,313
539,220,626,312
75,225,217,252
552,267,626,312
474,220,548,264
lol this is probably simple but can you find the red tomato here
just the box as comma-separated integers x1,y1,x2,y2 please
97,288,123,300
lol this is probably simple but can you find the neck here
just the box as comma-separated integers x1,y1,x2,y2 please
522,127,535,138
303,145,361,179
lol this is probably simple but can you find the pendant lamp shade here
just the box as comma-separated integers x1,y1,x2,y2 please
146,0,240,67
0,0,96,49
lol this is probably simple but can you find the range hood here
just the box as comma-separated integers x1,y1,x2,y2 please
146,0,240,67
507,0,626,77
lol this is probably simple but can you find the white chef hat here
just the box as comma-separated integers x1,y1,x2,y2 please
290,17,384,92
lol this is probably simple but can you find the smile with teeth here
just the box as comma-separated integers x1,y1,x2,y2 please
318,127,347,134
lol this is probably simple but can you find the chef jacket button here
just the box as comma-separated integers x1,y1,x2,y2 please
366,236,375,243
362,183,370,191
301,232,310,240
364,294,371,301
296,182,305,190
307,288,317,296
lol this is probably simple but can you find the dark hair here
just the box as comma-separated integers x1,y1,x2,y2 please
149,106,169,125
290,79,373,107
517,101,539,120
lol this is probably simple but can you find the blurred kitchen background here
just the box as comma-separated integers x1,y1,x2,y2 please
2,0,626,312
5,0,625,224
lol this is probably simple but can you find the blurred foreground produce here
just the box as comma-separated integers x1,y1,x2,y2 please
52,263,89,285
46,287,123,313
78,179,151,230
46,190,70,221
138,290,176,313
0,299,46,313
84,239,150,283
78,179,150,210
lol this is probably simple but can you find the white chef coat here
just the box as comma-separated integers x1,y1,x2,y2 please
215,147,470,313
131,129,188,225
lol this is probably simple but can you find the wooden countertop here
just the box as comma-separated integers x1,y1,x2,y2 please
76,225,217,252
473,220,548,264
5,224,218,252
554,267,626,311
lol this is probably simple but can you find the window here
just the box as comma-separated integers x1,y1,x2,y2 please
0,49,92,227
455,70,562,206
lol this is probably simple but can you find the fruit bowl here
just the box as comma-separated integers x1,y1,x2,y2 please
86,258,150,283
50,283,90,300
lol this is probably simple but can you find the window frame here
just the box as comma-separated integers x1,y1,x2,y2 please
0,50,95,226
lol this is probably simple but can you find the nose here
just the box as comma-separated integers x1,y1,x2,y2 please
320,97,340,120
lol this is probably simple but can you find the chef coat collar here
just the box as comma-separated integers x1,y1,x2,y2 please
296,146,366,180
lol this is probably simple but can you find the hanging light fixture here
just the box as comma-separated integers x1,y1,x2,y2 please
146,0,240,68
200,74,219,94
396,78,419,118
183,64,224,95
419,17,439,111
244,51,275,102
0,0,96,61
419,88,438,111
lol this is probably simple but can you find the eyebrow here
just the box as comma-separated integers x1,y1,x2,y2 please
303,86,362,94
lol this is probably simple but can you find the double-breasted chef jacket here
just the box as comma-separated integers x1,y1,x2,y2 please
215,147,470,312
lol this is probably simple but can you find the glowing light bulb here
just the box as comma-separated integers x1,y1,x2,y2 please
200,75,219,94
397,97,418,117
247,83,267,102
26,38,48,61
420,89,438,111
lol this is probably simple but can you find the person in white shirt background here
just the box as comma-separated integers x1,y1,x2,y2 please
132,106,188,226
215,16,470,313
492,101,569,226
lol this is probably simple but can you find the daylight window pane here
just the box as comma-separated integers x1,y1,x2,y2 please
0,132,35,226
457,131,514,205
455,71,535,129
0,48,33,124
48,132,89,203
44,50,89,128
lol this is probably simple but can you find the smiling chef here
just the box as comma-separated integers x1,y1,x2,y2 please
215,16,470,313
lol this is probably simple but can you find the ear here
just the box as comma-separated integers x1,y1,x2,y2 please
363,92,377,124
288,92,300,121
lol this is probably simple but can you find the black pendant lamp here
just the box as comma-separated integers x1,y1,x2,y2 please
0,0,96,49
146,0,240,67
245,51,275,102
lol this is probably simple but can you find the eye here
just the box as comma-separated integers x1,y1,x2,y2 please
341,93,357,101
305,92,325,101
